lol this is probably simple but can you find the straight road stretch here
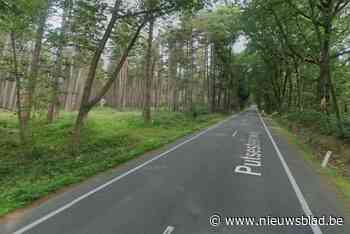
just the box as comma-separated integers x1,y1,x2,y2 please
1,108,348,234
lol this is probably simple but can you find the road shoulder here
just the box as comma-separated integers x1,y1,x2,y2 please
264,116,350,233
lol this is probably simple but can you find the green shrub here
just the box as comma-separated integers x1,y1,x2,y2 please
283,110,350,140
0,109,226,216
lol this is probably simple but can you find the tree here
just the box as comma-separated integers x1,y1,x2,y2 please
142,0,158,124
143,17,155,124
22,0,52,125
241,0,350,135
0,0,49,145
72,0,208,148
195,5,242,112
47,0,72,123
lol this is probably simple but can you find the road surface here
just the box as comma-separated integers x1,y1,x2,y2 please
1,108,348,234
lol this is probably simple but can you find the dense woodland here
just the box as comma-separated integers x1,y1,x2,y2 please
0,0,250,151
0,0,350,147
243,0,350,140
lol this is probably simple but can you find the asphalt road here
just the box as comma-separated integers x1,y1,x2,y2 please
1,108,348,234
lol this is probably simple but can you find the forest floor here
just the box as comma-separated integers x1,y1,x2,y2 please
270,115,350,214
0,108,227,217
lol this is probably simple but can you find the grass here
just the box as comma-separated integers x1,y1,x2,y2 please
269,117,350,214
0,108,227,217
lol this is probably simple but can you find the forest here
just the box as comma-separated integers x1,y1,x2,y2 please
0,0,349,217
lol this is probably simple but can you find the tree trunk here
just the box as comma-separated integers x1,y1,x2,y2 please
73,16,147,148
328,69,344,135
168,38,178,112
204,42,209,106
10,32,27,145
48,0,71,123
22,0,52,124
73,0,122,146
318,9,333,110
319,48,330,108
187,26,194,114
143,17,154,124
47,77,60,123
209,45,216,113
294,59,303,112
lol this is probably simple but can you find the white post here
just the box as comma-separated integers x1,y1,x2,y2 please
100,98,106,108
322,151,332,168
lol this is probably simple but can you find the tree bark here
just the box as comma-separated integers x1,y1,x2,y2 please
22,0,52,124
73,16,147,147
48,0,71,123
10,32,27,145
73,0,122,146
294,59,303,112
318,40,331,106
143,17,154,124
328,67,344,135
209,45,216,113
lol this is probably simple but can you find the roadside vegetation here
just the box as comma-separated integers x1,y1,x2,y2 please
0,108,226,216
274,110,350,180
242,0,350,213
269,116,350,214
273,110,350,166
280,111,350,140
243,0,350,172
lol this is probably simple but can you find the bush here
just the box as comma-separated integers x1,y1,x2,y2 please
194,105,210,115
283,110,350,140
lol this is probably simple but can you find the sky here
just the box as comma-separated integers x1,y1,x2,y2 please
48,0,247,64
233,35,248,54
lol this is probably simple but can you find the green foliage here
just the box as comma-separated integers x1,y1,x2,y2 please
71,0,108,51
282,110,350,140
0,0,45,33
0,109,226,216
240,0,350,137
200,5,240,45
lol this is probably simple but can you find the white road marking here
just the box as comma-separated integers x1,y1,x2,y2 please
232,130,238,137
234,132,262,177
13,114,238,234
257,111,323,234
163,226,175,234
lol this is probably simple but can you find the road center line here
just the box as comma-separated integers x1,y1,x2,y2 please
12,114,238,234
257,111,323,234
163,226,175,234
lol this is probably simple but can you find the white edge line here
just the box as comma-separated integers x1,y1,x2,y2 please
257,111,323,234
232,130,238,137
13,114,237,234
163,226,175,234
